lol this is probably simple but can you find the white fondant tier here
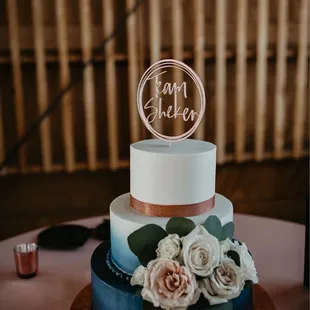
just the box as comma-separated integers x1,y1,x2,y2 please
110,193,233,275
130,139,216,206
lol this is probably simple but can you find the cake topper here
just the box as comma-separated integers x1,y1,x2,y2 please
137,59,206,142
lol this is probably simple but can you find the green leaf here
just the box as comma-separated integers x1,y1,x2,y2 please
138,242,159,266
203,216,224,241
222,222,234,239
227,250,241,267
142,300,157,309
128,224,167,266
166,217,195,237
209,301,233,310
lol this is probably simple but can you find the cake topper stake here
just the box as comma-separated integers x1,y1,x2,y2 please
137,59,206,143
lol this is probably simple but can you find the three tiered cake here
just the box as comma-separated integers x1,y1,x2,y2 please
91,60,258,310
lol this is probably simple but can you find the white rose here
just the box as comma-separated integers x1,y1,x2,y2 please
130,265,146,286
181,225,221,277
199,258,244,305
141,258,200,310
221,238,258,284
156,234,181,259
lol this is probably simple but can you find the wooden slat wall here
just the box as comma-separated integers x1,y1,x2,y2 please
55,0,75,172
138,3,146,139
126,0,140,143
103,0,119,170
255,0,269,161
7,0,26,173
293,0,309,158
193,0,205,141
274,0,288,160
79,0,97,171
32,0,53,172
215,0,227,164
138,4,145,77
235,0,247,163
0,0,309,175
149,0,162,133
0,97,4,166
172,0,184,136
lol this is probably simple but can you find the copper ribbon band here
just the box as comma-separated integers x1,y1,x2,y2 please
130,195,215,217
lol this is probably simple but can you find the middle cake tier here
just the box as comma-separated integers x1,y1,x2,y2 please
110,193,233,275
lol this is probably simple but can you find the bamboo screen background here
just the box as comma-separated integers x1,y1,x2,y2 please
0,0,309,175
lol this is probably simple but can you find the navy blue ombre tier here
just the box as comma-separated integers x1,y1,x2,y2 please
91,242,253,310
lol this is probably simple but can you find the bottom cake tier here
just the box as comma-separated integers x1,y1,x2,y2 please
91,242,253,310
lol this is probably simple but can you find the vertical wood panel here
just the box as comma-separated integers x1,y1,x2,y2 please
55,0,75,172
274,0,288,159
216,0,227,164
172,0,184,136
80,0,97,170
255,0,269,161
235,0,247,162
149,0,162,133
293,0,308,158
103,0,119,170
138,2,147,139
126,0,140,143
193,0,205,140
32,0,52,172
7,0,27,173
0,97,4,164
138,3,145,77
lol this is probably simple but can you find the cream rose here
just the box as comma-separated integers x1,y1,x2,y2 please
156,234,181,259
199,258,244,305
181,225,221,277
141,258,200,310
130,265,146,286
221,238,258,284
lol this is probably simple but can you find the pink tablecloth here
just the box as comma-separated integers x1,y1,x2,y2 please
0,215,308,310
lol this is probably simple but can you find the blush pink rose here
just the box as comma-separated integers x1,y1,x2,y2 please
141,258,200,310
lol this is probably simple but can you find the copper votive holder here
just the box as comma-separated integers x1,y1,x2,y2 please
14,243,38,279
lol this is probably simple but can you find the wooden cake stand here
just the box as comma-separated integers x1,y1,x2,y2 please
70,284,276,310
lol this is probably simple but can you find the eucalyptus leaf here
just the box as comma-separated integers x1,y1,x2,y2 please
166,217,195,237
137,242,160,266
128,224,167,266
203,216,223,241
227,250,241,267
142,300,157,310
222,222,234,239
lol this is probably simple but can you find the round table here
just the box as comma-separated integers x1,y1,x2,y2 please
0,215,307,310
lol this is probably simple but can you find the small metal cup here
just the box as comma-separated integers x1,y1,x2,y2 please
14,243,38,279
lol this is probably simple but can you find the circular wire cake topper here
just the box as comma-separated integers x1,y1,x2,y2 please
137,59,206,142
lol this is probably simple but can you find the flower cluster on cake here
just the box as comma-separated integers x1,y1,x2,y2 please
128,216,258,310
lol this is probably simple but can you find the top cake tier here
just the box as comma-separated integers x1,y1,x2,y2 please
130,139,216,206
